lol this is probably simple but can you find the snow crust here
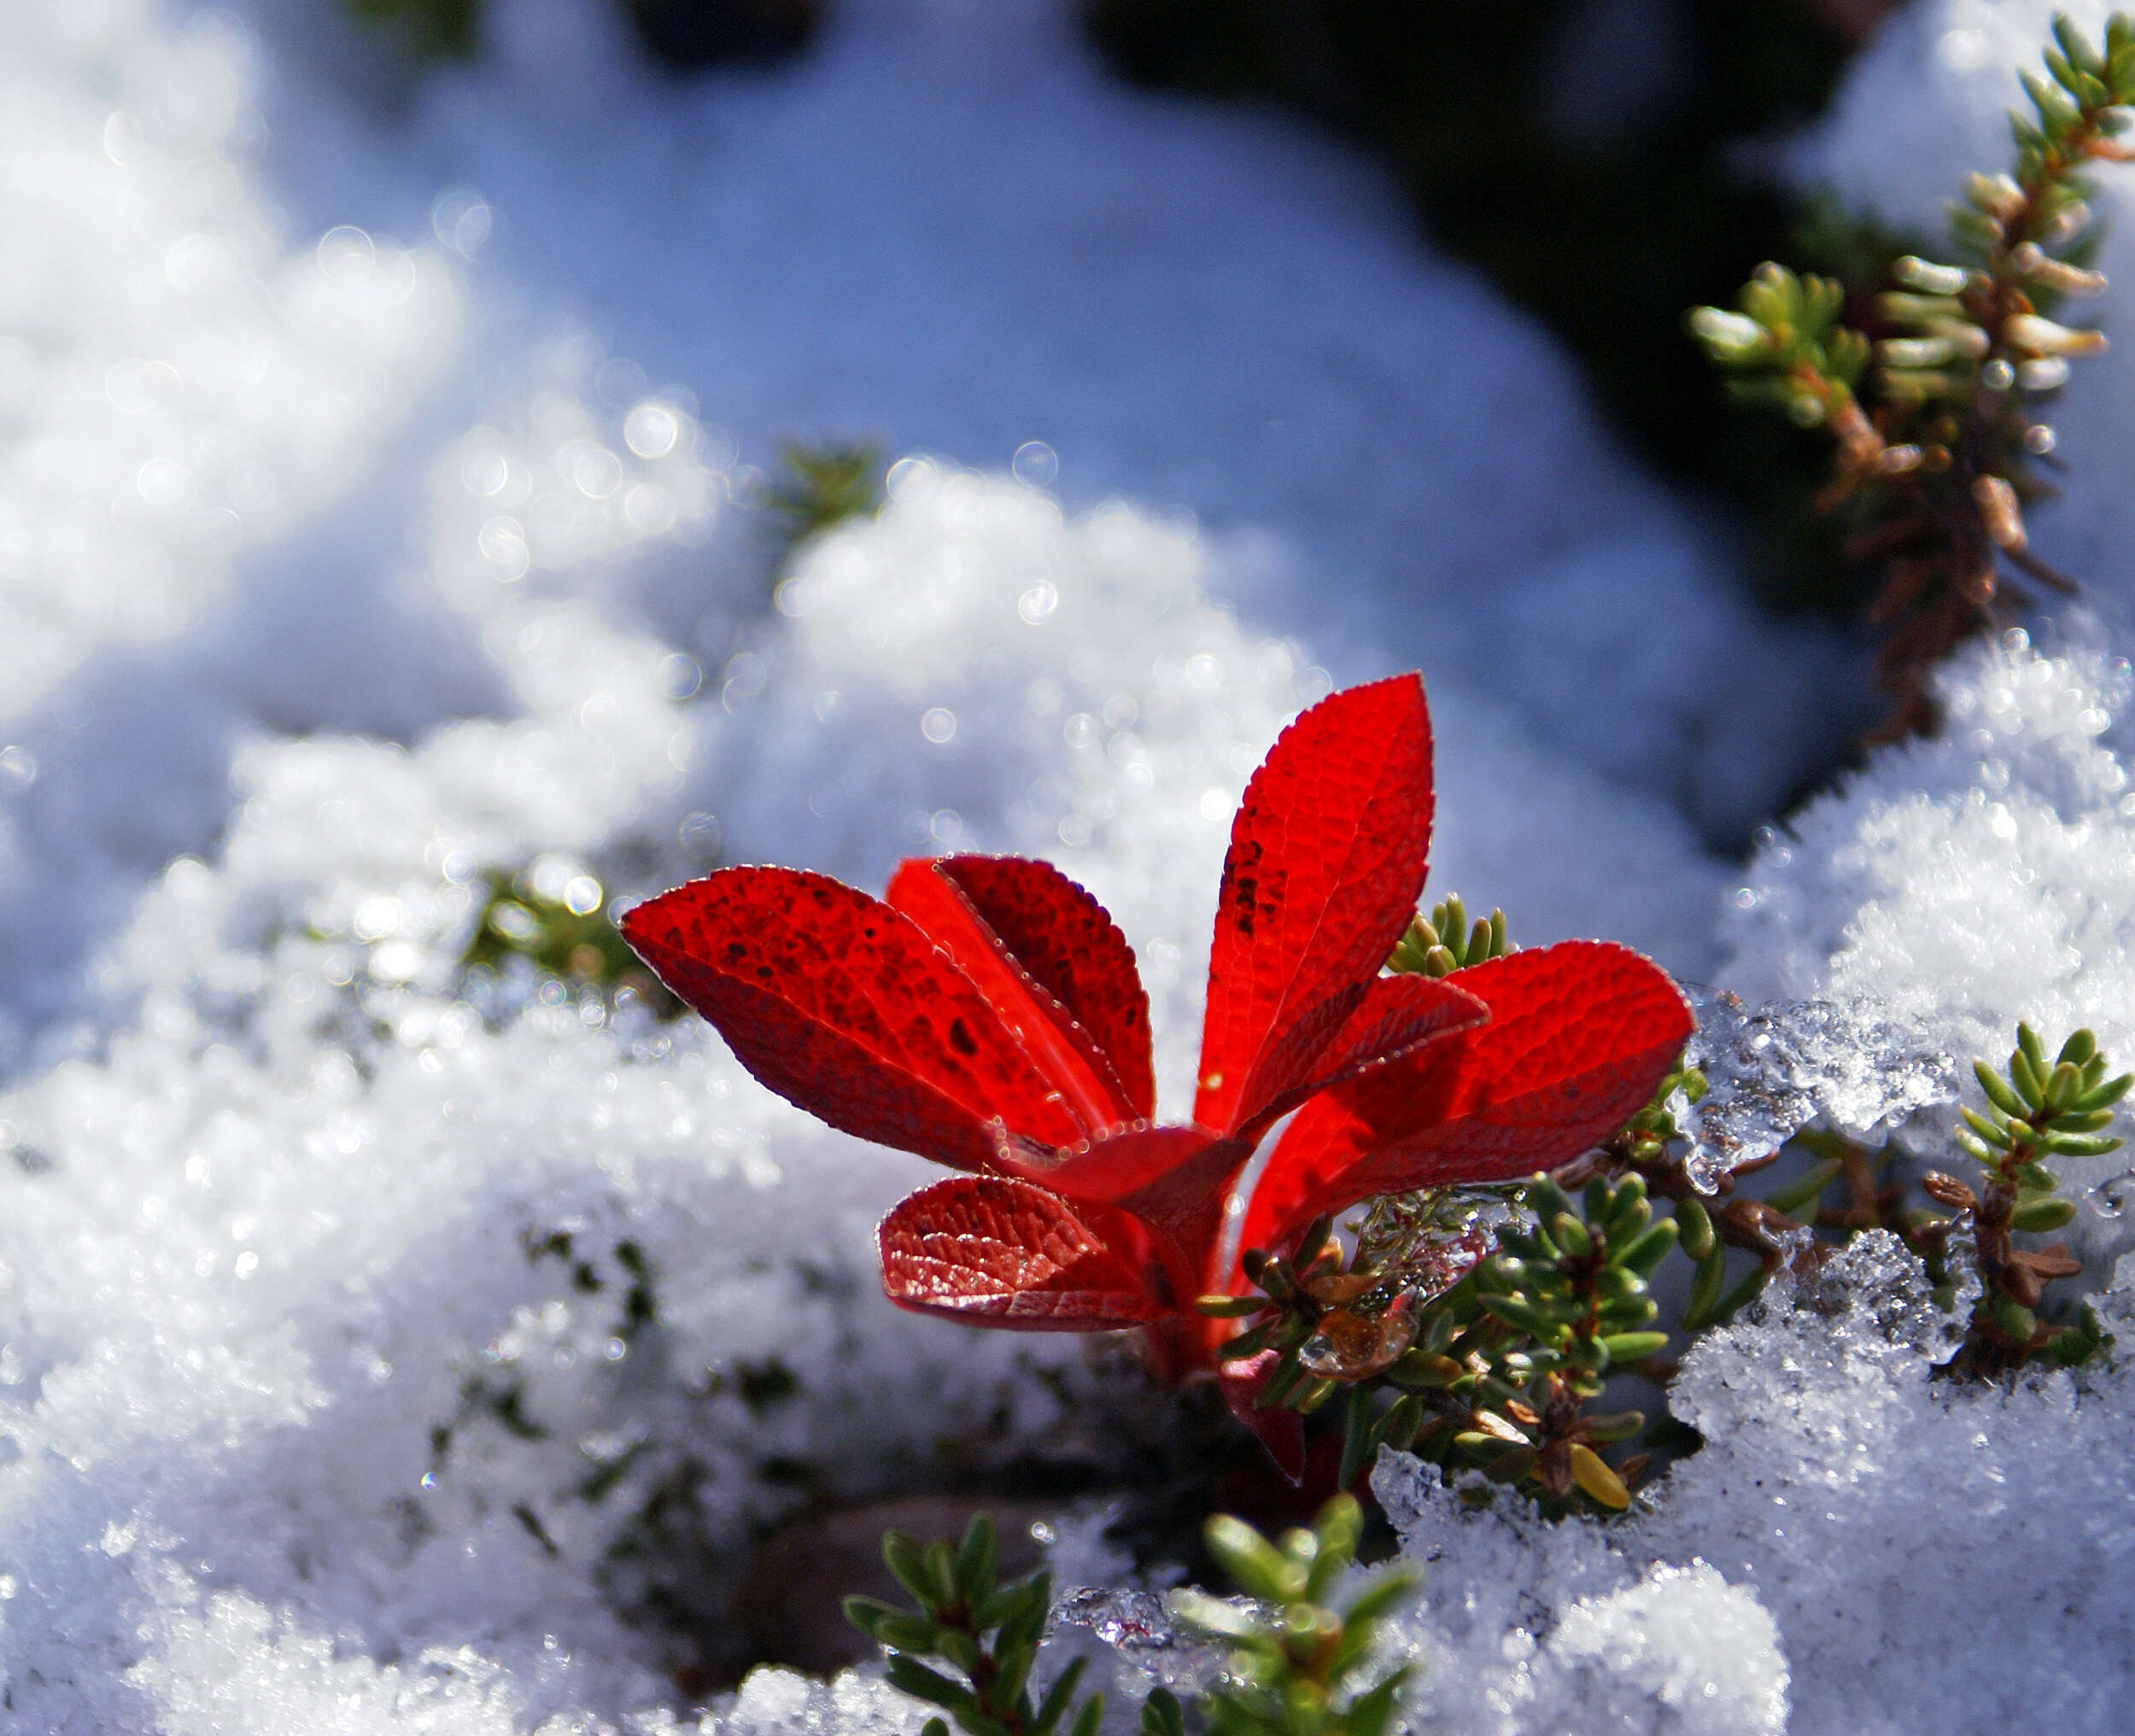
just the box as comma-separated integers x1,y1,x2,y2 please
1375,1232,2135,1736
2,0,2132,1731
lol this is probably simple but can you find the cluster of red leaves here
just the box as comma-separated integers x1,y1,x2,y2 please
622,675,1692,1471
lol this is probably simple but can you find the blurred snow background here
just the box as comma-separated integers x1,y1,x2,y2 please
0,0,2131,1731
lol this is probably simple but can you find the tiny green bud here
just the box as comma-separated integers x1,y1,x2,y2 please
1895,254,1971,295
1690,306,1769,354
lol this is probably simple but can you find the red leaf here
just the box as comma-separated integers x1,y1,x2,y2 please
886,856,1150,1129
1217,1351,1306,1484
994,1123,1254,1298
933,856,1156,1120
621,868,1086,1168
877,1174,1167,1330
1225,970,1486,1145
1238,942,1694,1262
1195,675,1435,1137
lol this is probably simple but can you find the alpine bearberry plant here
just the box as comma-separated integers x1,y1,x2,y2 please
845,1512,1108,1736
1691,11,2135,737
1774,1023,2126,1377
846,1497,1414,1736
621,675,1694,1480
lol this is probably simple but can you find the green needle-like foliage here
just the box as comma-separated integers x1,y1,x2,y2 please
1167,1496,1418,1736
1932,1024,2126,1372
1691,11,2135,738
1213,1173,1673,1515
845,1515,1105,1736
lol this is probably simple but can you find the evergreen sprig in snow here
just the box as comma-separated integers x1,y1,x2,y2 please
1692,11,2135,739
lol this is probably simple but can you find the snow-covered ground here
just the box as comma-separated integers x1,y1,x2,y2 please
2,0,2132,1730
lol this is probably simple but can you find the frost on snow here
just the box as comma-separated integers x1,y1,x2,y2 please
0,0,2132,1733
1676,989,1960,1186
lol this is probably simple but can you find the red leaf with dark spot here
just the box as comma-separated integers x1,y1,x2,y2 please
1195,675,1435,1137
621,868,1086,1167
933,855,1156,1120
886,856,1149,1130
1237,942,1694,1264
878,1174,1167,1329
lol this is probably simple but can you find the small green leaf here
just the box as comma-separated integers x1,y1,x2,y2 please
886,1655,975,1714
1338,1387,1378,1493
1033,1656,1087,1734
2043,1131,2123,1156
1683,1243,1728,1330
1065,1694,1105,1736
1615,1219,1680,1277
1205,1515,1298,1604
1305,1495,1362,1601
1960,1107,2013,1149
1974,1059,2029,1119
2010,1195,2078,1232
1674,1198,1715,1261
956,1514,999,1601
2076,1072,2132,1111
1992,1292,2038,1343
845,1597,935,1651
882,1532,939,1610
1582,1409,1646,1444
1481,1295,1565,1339
1141,1687,1185,1736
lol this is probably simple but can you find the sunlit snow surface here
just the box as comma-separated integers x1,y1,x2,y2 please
1,0,2132,1731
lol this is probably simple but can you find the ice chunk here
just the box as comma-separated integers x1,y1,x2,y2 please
1677,987,1959,1184
1052,1588,1233,1696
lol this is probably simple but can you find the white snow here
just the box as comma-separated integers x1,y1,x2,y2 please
1376,1232,2135,1736
2,0,2133,1731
